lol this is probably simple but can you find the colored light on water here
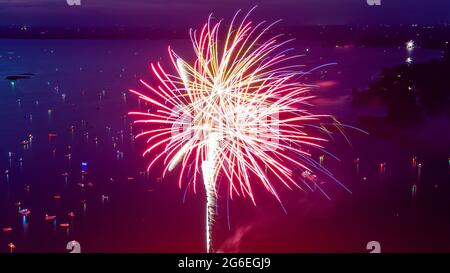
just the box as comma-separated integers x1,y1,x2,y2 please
81,162,88,172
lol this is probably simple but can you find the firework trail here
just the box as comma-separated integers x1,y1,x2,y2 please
129,7,357,253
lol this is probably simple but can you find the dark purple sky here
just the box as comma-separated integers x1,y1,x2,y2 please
0,0,449,27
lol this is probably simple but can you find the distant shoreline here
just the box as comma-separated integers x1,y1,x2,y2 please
0,25,449,51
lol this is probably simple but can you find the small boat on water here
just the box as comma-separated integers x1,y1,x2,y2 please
8,243,16,252
59,223,70,228
48,133,57,140
45,214,56,221
18,208,31,216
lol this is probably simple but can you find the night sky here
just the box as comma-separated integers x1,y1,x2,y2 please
0,0,450,27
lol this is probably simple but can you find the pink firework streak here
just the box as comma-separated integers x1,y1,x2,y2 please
129,8,357,253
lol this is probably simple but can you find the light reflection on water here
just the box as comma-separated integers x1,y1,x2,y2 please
0,39,448,252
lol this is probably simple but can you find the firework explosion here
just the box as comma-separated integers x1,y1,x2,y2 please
129,8,352,253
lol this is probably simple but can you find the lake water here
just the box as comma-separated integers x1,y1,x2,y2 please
0,38,448,252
